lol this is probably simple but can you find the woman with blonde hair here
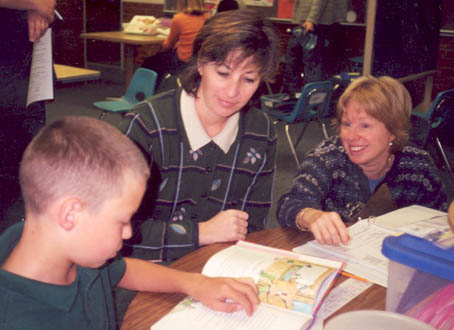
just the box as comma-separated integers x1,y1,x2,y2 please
277,76,447,246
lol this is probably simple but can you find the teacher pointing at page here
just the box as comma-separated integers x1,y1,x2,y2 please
277,76,447,246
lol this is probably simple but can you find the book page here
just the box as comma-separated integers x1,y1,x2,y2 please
202,243,341,315
151,299,312,330
26,28,54,107
294,220,393,287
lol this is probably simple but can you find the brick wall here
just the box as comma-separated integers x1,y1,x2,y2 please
434,36,454,96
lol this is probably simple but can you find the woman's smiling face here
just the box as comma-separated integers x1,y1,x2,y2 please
340,101,395,172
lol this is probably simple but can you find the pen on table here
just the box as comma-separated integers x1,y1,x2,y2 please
341,271,368,283
55,10,64,21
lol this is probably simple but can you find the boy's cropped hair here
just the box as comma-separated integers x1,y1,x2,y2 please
20,116,150,215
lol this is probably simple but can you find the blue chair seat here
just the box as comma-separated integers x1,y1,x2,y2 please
93,68,158,118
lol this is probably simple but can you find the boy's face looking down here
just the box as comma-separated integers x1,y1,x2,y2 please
66,170,146,268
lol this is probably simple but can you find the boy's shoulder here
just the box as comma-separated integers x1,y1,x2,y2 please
0,223,125,330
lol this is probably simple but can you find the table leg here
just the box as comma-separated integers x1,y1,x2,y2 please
124,44,136,88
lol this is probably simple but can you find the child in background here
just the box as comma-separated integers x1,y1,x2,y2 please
0,116,258,329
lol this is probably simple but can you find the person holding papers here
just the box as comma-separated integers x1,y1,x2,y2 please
277,76,447,246
0,0,55,233
119,10,280,261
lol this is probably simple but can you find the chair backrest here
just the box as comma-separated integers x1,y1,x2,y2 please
285,80,333,123
123,68,158,105
423,89,454,121
429,89,454,147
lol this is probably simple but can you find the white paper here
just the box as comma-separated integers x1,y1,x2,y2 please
373,205,447,230
310,278,373,330
27,28,54,107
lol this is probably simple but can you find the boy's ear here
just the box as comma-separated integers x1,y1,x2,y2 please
58,198,83,231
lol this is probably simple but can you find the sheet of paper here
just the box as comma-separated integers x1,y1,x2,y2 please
293,220,393,287
27,28,54,107
373,205,447,230
310,279,373,330
294,242,388,287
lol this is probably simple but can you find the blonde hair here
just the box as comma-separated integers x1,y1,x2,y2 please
337,75,412,152
20,116,150,215
176,0,205,15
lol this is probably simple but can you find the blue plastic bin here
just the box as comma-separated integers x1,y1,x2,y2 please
382,234,454,314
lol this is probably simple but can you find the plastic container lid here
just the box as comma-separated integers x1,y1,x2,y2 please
382,234,454,281
324,310,435,330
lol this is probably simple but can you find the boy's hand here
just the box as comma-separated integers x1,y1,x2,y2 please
189,275,259,316
199,210,249,245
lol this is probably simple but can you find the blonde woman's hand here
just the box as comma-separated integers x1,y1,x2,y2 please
296,208,350,246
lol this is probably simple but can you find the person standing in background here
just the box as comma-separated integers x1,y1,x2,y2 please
142,0,209,88
282,0,347,92
0,0,55,233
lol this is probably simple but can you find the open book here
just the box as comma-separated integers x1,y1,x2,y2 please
294,205,449,287
152,240,344,330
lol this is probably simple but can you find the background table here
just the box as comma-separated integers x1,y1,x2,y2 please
121,227,386,330
80,31,165,87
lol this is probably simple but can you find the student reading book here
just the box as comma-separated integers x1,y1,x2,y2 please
152,241,344,330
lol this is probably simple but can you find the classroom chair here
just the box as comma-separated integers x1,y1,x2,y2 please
412,88,454,181
93,68,157,119
261,80,334,168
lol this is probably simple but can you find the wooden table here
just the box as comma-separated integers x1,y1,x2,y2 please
54,64,101,83
121,227,386,330
80,31,165,87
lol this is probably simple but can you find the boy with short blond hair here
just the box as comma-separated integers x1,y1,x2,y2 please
0,116,258,329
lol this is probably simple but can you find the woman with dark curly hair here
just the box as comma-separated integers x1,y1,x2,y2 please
121,10,281,261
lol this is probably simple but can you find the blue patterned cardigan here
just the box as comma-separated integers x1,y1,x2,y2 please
120,89,276,261
277,135,448,228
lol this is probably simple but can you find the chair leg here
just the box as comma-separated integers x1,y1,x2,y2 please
293,122,310,150
99,111,106,120
320,120,329,139
285,124,301,169
435,136,454,181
